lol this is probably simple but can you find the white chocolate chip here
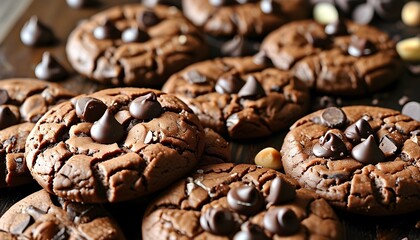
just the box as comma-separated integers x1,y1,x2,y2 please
402,1,420,27
396,37,420,62
254,147,282,170
313,2,339,25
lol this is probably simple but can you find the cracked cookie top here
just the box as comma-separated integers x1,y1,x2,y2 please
281,106,420,215
142,163,342,239
66,4,209,87
25,88,205,203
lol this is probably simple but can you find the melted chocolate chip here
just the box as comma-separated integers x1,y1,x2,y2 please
20,16,55,47
220,35,260,57
305,33,331,49
137,10,160,29
325,19,348,36
238,76,266,100
129,92,162,120
344,118,374,144
35,52,68,81
347,36,377,57
0,89,9,105
185,70,208,84
215,74,245,94
266,177,296,205
260,0,281,14
227,186,264,215
379,135,399,158
351,135,385,164
200,208,237,235
321,107,347,128
76,97,107,123
263,207,300,236
93,20,120,40
313,132,348,160
122,27,150,43
233,222,269,240
90,109,124,144
0,106,19,130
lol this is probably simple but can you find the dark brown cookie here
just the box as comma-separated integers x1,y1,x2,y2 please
25,88,205,203
201,128,231,165
142,163,342,239
261,20,403,96
162,56,310,140
281,106,420,215
66,4,209,87
0,189,125,239
0,79,75,188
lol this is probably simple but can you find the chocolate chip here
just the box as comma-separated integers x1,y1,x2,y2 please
122,27,150,43
305,32,331,49
379,135,399,158
215,74,245,94
351,135,385,164
185,70,208,84
75,97,107,123
199,208,237,235
266,177,296,205
129,92,162,120
0,89,9,105
90,109,124,144
260,0,281,14
137,10,160,29
321,107,347,128
93,20,120,40
348,36,377,57
352,3,375,25
66,0,90,8
35,52,68,81
20,16,55,47
368,0,404,21
252,50,271,65
0,106,19,130
227,186,264,215
324,19,348,36
263,207,300,236
238,76,266,100
221,35,260,57
10,214,32,234
402,101,420,121
344,118,374,144
411,129,420,137
313,132,348,159
233,222,269,240
209,0,235,7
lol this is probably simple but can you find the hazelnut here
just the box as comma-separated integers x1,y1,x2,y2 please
254,147,282,170
402,1,420,27
396,37,420,62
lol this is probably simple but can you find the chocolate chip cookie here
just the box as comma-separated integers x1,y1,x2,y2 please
66,4,209,87
142,163,342,239
0,79,75,188
261,19,403,96
25,88,206,203
0,189,125,239
281,106,420,215
162,56,310,140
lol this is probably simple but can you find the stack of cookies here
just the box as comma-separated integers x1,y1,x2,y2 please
0,0,418,239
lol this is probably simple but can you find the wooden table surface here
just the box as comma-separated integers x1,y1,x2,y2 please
0,0,419,239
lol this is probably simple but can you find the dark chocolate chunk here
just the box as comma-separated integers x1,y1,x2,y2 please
379,135,399,158
266,177,296,205
34,52,68,81
227,186,264,215
129,92,162,120
20,16,55,47
351,135,385,164
260,0,281,14
220,35,260,57
238,76,266,100
10,214,32,234
122,27,150,43
344,118,374,144
411,129,420,137
402,101,420,121
324,19,348,36
0,89,9,105
137,10,160,29
263,207,300,236
233,222,269,240
313,132,348,159
75,97,107,123
305,32,331,49
347,36,377,57
0,106,19,130
199,208,237,235
215,74,245,94
352,3,375,25
185,70,208,84
90,109,124,144
368,0,404,21
93,20,120,40
321,107,347,128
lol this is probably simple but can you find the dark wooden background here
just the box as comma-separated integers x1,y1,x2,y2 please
0,0,419,239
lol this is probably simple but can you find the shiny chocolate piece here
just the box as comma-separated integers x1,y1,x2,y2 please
34,52,68,81
263,207,300,236
0,89,9,105
137,10,160,29
90,109,124,144
76,97,107,123
66,0,89,8
200,208,237,235
352,3,375,25
129,92,162,120
220,35,260,57
305,33,331,49
20,16,55,47
321,107,347,128
215,74,245,94
324,19,348,36
238,76,266,100
313,132,348,160
93,20,121,40
379,135,399,158
344,118,374,144
347,36,377,57
0,106,19,130
227,186,264,215
122,27,150,43
252,50,271,65
233,222,269,240
351,135,385,164
185,70,208,84
402,101,420,121
260,0,281,14
266,177,296,205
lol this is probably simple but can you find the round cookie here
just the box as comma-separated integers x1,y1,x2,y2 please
66,4,209,87
0,79,75,188
261,20,403,96
0,189,125,239
281,106,420,215
162,56,310,140
142,163,342,239
25,88,206,203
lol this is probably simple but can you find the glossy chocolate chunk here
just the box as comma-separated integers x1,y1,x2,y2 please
348,36,377,57
325,19,348,36
122,27,150,43
313,132,348,159
66,0,89,8
321,107,347,128
351,135,385,164
220,35,260,57
352,3,375,25
266,177,296,205
93,20,120,40
227,186,264,215
402,101,420,121
0,89,9,105
199,208,237,235
260,0,281,14
0,106,19,130
137,10,160,29
379,135,399,158
90,109,124,144
305,32,331,49
238,76,266,100
20,16,55,47
215,74,245,94
344,118,374,144
129,92,162,120
263,207,299,236
185,70,207,84
34,52,68,81
233,222,269,240
75,97,107,123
